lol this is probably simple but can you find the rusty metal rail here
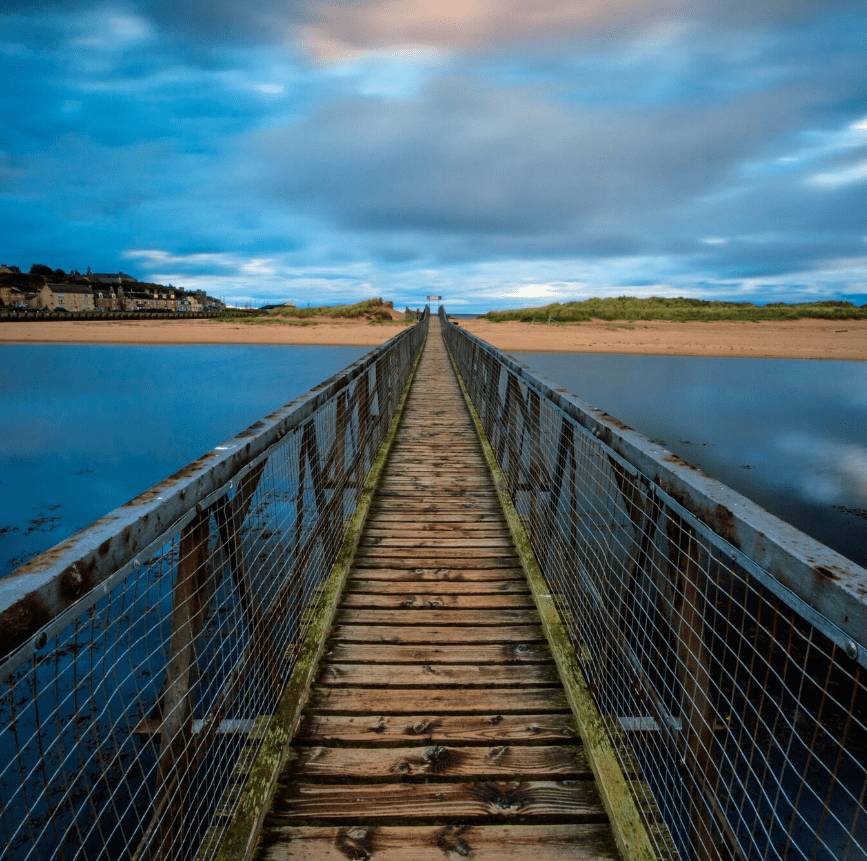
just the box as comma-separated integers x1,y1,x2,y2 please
0,311,428,861
441,307,867,861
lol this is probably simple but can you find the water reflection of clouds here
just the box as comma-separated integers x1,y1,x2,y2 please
513,352,867,567
776,433,867,506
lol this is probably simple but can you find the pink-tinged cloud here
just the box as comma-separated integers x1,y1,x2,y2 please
299,0,846,59
302,0,680,59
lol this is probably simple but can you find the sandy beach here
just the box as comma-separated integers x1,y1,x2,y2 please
0,315,865,360
458,318,867,361
0,317,411,348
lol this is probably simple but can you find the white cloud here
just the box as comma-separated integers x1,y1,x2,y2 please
509,283,560,300
808,159,867,188
253,82,285,95
72,10,153,49
240,258,276,275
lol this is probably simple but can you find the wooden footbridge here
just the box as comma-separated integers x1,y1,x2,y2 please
2,309,865,861
256,316,621,859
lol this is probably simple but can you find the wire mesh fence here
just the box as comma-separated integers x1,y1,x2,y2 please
0,312,428,861
441,308,867,861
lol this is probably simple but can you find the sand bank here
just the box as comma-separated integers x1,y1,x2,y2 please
0,317,408,348
0,316,864,360
457,318,867,361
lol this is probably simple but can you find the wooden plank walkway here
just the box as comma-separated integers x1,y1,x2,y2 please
257,317,621,860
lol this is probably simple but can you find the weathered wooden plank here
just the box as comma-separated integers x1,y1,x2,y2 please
365,517,509,526
390,438,481,445
377,481,496,491
307,687,569,714
337,608,539,627
270,780,606,823
387,454,485,462
390,444,484,450
369,502,505,514
364,527,513,539
371,490,498,499
259,823,620,861
353,554,520,568
340,592,534,609
375,487,496,496
363,518,509,529
393,425,477,431
288,745,590,780
379,471,494,480
323,642,553,665
356,544,519,555
346,579,529,594
385,467,493,477
392,430,480,437
295,713,579,746
350,567,525,580
316,662,559,687
360,537,514,549
329,625,546,645
379,466,490,473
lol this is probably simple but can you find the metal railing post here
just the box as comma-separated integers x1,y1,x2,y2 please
142,507,210,860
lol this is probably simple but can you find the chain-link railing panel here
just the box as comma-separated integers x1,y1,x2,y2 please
442,308,867,861
0,312,428,861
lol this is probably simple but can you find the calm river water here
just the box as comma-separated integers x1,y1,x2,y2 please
0,344,368,578
1,345,865,578
513,352,867,568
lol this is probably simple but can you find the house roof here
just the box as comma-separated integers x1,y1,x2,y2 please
45,283,94,295
89,272,138,283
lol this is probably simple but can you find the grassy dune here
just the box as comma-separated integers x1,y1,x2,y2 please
221,298,411,325
483,297,867,323
270,298,395,320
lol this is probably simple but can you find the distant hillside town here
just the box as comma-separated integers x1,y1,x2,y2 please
0,263,224,314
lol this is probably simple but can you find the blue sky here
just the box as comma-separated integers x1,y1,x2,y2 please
1,1,865,312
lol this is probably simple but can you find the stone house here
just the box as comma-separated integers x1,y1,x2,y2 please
148,291,178,311
35,283,95,312
185,294,204,312
0,285,27,308
92,287,120,312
